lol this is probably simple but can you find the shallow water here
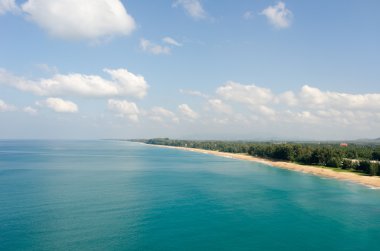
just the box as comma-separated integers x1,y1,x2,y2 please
1,140,379,251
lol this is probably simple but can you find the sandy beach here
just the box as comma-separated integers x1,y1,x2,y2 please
148,144,380,189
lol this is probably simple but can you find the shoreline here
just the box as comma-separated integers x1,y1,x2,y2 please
146,143,380,189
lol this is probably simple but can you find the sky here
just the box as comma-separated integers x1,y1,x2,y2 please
0,0,379,140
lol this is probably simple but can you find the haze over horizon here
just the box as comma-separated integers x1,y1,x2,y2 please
1,0,379,140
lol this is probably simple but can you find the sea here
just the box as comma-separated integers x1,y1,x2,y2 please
1,140,380,251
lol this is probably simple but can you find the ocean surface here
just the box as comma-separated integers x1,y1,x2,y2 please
1,140,380,251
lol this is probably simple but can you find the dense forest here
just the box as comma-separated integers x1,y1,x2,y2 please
132,138,380,176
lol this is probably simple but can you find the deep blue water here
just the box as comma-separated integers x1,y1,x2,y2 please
0,140,380,251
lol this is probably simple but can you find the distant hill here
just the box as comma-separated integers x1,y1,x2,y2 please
352,138,380,145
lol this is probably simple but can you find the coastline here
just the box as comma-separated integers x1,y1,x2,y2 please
147,143,380,189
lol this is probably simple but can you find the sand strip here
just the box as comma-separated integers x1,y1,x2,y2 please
147,144,380,189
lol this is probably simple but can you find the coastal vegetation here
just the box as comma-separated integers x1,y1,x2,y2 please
132,138,380,176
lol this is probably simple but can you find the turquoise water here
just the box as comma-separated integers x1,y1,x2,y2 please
1,140,380,251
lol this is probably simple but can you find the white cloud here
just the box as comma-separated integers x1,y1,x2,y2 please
104,68,148,98
44,97,78,113
151,107,176,118
0,99,16,111
208,99,232,114
216,81,274,106
0,68,148,99
276,91,298,106
178,104,198,120
0,0,18,15
162,37,182,47
216,83,380,112
180,89,208,98
283,110,320,124
261,1,293,29
213,81,380,129
299,85,327,107
23,106,38,115
140,38,170,55
299,85,380,110
217,82,380,113
149,106,179,123
281,109,377,127
108,99,139,122
173,0,207,20
258,105,276,118
21,0,135,40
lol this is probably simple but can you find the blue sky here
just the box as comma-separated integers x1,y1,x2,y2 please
0,0,379,140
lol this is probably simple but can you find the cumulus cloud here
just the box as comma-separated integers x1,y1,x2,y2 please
299,85,380,110
23,106,38,115
261,1,293,29
104,68,148,98
21,0,135,40
211,81,380,130
207,99,232,114
43,97,78,113
140,38,171,55
162,37,182,47
0,68,148,99
0,0,19,15
282,110,320,124
178,104,198,120
173,0,207,20
108,99,139,122
276,91,298,106
216,81,274,106
216,82,380,113
218,82,380,112
180,89,208,98
299,85,327,107
258,105,276,118
0,99,16,111
149,106,179,123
